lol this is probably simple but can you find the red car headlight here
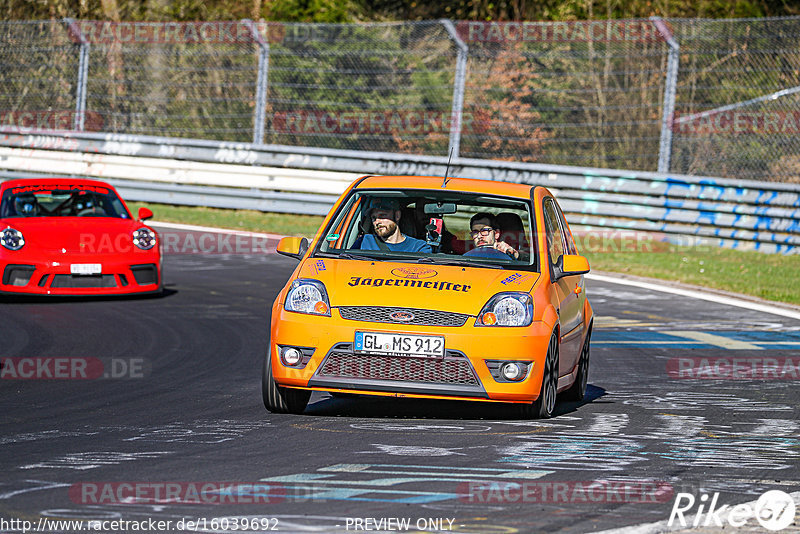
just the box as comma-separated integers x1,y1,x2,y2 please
1,227,25,251
132,228,156,250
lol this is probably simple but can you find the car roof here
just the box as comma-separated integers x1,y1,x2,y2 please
0,177,116,191
355,175,534,199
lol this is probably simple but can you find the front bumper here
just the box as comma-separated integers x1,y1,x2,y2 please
270,306,553,403
1,256,161,296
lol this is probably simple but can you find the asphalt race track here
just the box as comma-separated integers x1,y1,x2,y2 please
2,234,799,534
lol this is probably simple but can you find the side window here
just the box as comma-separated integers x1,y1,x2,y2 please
555,201,577,255
543,198,564,267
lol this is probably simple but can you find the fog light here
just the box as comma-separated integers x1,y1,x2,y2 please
501,362,523,381
282,347,302,366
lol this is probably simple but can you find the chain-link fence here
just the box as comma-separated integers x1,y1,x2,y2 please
1,18,799,182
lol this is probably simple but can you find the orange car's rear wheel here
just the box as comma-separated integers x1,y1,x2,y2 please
262,346,310,415
519,332,559,419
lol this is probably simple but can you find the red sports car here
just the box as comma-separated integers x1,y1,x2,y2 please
0,178,161,296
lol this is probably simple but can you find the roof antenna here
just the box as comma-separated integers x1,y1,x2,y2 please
442,147,454,188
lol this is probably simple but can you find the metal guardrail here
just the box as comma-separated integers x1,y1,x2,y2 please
0,129,798,254
5,18,800,181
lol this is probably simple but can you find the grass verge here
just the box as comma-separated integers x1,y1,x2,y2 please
128,202,324,237
583,246,800,306
131,202,799,306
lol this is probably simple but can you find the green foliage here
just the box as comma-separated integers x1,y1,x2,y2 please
266,0,354,22
5,0,797,22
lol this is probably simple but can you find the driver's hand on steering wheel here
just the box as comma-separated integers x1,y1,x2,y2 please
495,240,519,259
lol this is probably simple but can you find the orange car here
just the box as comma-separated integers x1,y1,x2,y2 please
263,175,592,418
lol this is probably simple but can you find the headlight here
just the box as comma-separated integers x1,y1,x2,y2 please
1,227,25,250
477,292,534,327
285,279,331,316
132,228,156,250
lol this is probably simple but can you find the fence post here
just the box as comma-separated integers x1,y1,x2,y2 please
440,20,468,160
244,19,270,145
651,17,679,174
64,18,90,131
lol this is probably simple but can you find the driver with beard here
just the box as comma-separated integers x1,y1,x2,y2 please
358,198,431,253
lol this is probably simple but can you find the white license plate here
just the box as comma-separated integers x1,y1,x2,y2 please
70,263,102,275
354,331,445,358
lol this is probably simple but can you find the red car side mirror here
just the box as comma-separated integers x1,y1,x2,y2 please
138,207,154,221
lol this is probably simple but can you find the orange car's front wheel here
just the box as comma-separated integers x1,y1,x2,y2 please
518,332,559,419
262,346,310,415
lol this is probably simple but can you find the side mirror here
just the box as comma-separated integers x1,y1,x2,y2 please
554,254,590,280
138,207,153,221
277,236,309,261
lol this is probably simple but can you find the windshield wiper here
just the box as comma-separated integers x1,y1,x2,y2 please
417,257,503,269
316,251,376,261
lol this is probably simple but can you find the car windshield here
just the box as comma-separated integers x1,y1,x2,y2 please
0,184,130,219
316,189,538,271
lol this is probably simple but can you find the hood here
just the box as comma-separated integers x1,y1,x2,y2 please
299,257,539,315
1,217,149,254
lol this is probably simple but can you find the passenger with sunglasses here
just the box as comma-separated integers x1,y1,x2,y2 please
464,212,519,259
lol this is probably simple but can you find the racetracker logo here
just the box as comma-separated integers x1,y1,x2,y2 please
569,230,659,253
667,357,800,380
458,480,674,504
671,111,800,136
70,482,285,504
0,110,103,132
78,230,280,255
272,111,488,136
456,21,665,43
69,21,286,44
0,357,149,380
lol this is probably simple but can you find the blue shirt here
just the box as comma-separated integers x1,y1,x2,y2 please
359,233,431,253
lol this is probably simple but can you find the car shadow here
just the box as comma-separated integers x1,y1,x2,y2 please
0,286,178,304
303,383,607,420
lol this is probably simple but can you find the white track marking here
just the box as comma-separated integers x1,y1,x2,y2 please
664,331,763,350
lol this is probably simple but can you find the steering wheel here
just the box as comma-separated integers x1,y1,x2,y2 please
77,207,104,216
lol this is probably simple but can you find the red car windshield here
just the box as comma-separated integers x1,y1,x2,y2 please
0,184,130,219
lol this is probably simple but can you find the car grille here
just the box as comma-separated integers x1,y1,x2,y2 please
317,350,479,385
2,265,35,287
338,306,469,327
50,275,117,288
130,264,158,285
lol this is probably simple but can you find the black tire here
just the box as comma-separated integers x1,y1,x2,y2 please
565,326,591,401
519,333,559,419
262,347,310,415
